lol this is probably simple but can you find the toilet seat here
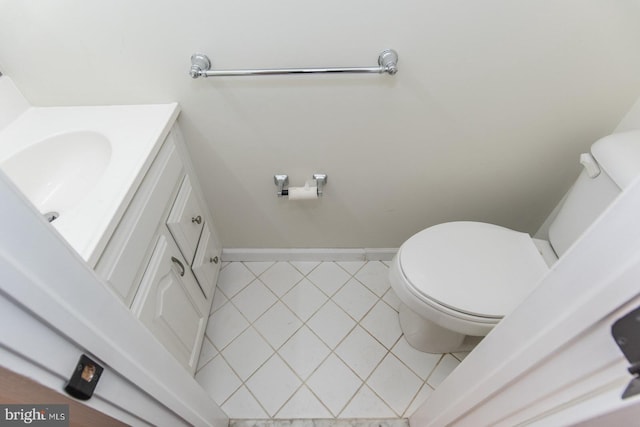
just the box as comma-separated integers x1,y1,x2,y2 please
398,222,549,320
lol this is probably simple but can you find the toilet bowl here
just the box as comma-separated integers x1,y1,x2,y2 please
389,130,640,353
389,221,549,353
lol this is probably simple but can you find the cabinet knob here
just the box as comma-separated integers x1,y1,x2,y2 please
171,256,185,277
210,256,219,264
191,215,202,225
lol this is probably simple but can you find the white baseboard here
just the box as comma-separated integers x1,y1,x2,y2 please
221,248,398,262
364,248,398,261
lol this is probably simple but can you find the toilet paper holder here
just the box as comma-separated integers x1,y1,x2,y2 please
274,173,328,197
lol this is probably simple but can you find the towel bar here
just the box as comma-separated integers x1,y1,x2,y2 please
189,50,398,78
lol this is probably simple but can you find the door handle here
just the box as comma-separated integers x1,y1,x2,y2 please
171,256,185,277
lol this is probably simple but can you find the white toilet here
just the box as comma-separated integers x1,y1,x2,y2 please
389,130,640,353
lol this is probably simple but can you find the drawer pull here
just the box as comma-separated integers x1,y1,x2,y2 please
210,256,219,264
191,215,202,225
171,256,185,277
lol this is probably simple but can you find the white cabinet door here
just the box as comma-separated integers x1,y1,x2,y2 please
192,223,221,300
133,232,208,373
166,176,204,265
95,139,184,307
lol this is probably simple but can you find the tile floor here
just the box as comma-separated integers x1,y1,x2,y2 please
195,260,468,419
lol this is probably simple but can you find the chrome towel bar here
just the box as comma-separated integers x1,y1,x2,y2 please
189,50,398,78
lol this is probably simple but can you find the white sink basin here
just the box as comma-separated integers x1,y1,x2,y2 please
0,104,179,265
2,131,112,215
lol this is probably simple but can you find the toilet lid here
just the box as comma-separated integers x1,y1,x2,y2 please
399,222,549,319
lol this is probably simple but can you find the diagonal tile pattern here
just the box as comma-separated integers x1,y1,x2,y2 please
306,354,362,416
196,260,468,419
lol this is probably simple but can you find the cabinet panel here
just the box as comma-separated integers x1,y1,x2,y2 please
133,233,207,373
95,137,183,306
192,223,220,300
166,176,204,265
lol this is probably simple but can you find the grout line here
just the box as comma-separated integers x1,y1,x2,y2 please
299,383,337,419
194,350,215,375
203,260,429,420
279,263,371,417
287,260,322,276
281,279,329,324
239,262,348,384
214,355,244,408
424,353,447,388
382,352,426,417
336,346,392,417
239,384,272,418
241,260,275,277
451,351,470,362
225,351,277,415
402,382,435,418
334,260,367,276
333,380,364,418
350,269,391,298
249,260,276,277
426,353,446,382
232,278,280,323
194,335,218,374
208,291,229,317
208,307,251,354
388,336,447,384
333,291,382,325
217,278,254,301
271,382,307,418
230,264,337,415
338,382,398,419
217,326,271,379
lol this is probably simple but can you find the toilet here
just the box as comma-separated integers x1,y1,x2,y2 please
389,130,640,353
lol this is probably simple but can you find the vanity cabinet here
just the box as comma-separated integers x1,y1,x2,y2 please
95,125,221,374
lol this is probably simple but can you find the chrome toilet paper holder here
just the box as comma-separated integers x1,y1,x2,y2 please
274,174,289,197
274,173,328,197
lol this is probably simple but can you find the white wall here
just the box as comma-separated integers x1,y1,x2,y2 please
0,77,29,130
615,95,640,132
1,0,640,248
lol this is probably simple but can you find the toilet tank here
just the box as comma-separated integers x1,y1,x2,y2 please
548,130,640,257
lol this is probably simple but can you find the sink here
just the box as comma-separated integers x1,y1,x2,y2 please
1,131,112,216
0,103,179,265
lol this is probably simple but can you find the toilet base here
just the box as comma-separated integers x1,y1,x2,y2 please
399,304,482,353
